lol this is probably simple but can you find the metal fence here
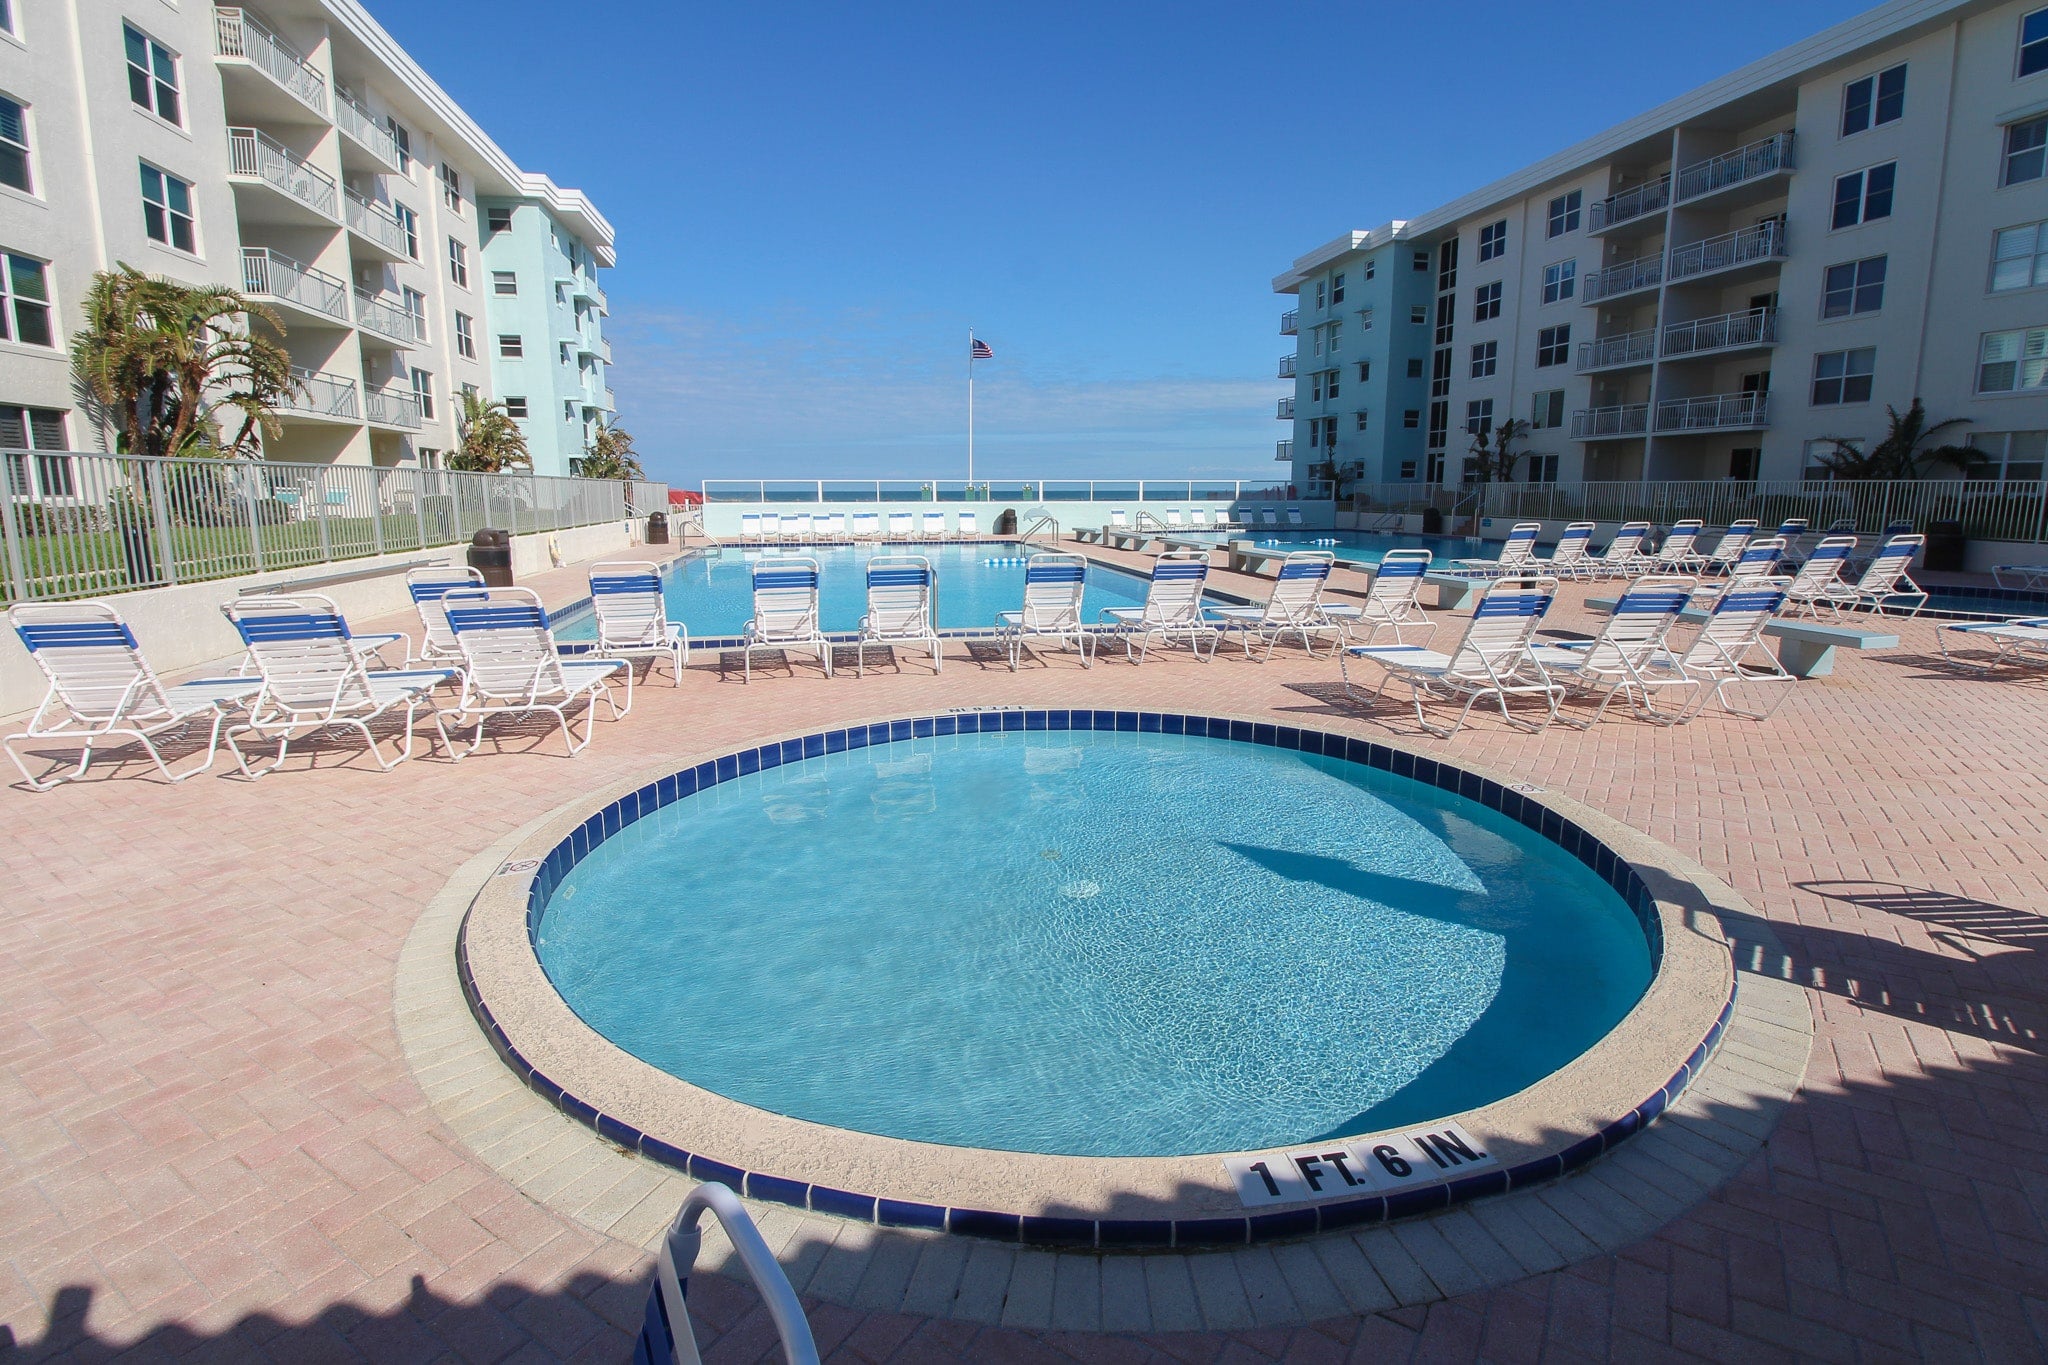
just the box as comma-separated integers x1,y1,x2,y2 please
0,449,666,604
701,478,1293,504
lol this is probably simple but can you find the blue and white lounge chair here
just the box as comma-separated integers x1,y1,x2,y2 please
1585,522,1652,580
1643,520,1706,573
5,601,261,789
739,512,763,541
854,555,941,676
1641,576,1796,720
442,588,629,755
997,554,1092,670
1319,548,1435,647
1533,522,1596,579
920,510,946,540
851,511,880,539
1206,550,1340,659
1781,536,1858,617
589,561,689,685
1937,615,2048,671
887,511,913,539
1992,563,2048,590
1454,522,1539,575
222,594,455,777
1099,549,1216,663
1165,508,1187,531
1832,534,1927,617
1190,508,1212,531
1109,509,1130,532
1688,520,1760,575
1727,536,1787,582
1259,507,1280,528
1529,575,1697,726
741,555,831,680
820,511,848,539
1285,506,1306,527
779,512,808,542
408,565,487,665
957,511,978,538
1340,574,1562,737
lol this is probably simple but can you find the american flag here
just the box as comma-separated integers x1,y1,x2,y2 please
970,338,993,360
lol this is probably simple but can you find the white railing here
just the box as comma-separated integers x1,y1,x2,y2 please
240,247,347,322
600,338,613,364
353,288,422,344
601,388,616,410
278,368,360,420
1277,396,1295,420
1667,220,1787,284
1662,308,1780,359
1281,308,1299,335
1656,391,1770,432
1278,354,1297,378
1570,403,1651,440
1587,175,1671,233
213,6,327,113
343,186,409,255
333,86,401,166
1675,131,1795,203
1276,439,1294,462
226,127,336,219
1582,252,1663,302
700,478,1294,504
1577,327,1658,372
364,387,423,429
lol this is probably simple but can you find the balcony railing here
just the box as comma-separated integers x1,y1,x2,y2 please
364,386,423,429
227,127,336,219
1281,308,1299,336
1661,308,1780,359
213,6,327,114
240,247,347,322
1277,396,1295,420
1587,175,1671,233
1275,439,1294,462
1666,219,1786,284
1278,353,1297,378
600,338,613,364
1582,252,1663,303
1577,327,1658,372
1655,391,1771,432
343,186,408,255
334,86,401,167
279,367,360,420
602,388,617,411
1569,403,1650,440
353,289,422,344
1674,131,1795,203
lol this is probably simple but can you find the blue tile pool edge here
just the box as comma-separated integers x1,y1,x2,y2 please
455,711,1737,1248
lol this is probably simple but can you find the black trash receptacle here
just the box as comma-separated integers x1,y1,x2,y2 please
1421,506,1445,534
646,512,670,545
1923,519,1965,573
468,528,514,586
994,508,1018,536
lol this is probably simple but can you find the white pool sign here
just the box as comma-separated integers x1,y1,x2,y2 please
1222,1122,1498,1208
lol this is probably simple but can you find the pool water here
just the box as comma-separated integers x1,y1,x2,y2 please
555,544,1161,638
536,731,1653,1157
1177,529,1500,567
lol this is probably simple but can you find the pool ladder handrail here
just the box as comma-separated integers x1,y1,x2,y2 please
642,1182,819,1365
1021,513,1061,548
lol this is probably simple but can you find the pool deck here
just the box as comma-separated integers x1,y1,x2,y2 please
4,536,2047,1360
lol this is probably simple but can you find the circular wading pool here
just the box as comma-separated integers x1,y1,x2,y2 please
461,711,1736,1245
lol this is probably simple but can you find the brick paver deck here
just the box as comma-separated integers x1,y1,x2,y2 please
3,538,2045,1361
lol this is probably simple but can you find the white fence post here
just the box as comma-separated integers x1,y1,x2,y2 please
144,459,178,585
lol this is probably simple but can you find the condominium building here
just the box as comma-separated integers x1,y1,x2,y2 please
1275,0,2048,495
0,0,614,478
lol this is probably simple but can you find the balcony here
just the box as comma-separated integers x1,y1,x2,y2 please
593,286,607,315
1655,391,1770,433
1277,396,1295,420
278,367,360,422
333,87,402,171
1582,252,1663,304
1577,327,1658,373
1587,175,1671,235
240,247,347,324
1674,132,1794,205
1281,308,1299,336
1661,308,1779,361
1666,219,1786,286
353,289,422,346
600,338,613,365
1570,403,1650,441
1278,353,1297,379
227,127,336,222
343,186,409,259
364,386,423,429
601,387,617,411
212,6,327,116
1275,438,1294,462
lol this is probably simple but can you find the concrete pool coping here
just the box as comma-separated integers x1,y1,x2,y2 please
457,708,1749,1246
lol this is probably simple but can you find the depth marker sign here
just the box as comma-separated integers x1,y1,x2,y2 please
1222,1123,1498,1208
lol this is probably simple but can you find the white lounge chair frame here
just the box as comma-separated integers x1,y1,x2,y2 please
1529,575,1698,726
1585,522,1652,580
887,511,913,539
1454,523,1539,575
588,561,689,685
1205,550,1340,659
442,588,629,755
1319,548,1435,647
1643,520,1705,573
997,554,1093,670
1534,523,1596,580
407,565,487,665
1688,520,1760,575
1340,574,1562,737
1829,534,1927,617
854,555,942,677
852,511,880,540
1646,577,1797,720
1781,536,1858,617
957,511,978,539
1098,549,1217,663
740,555,832,681
1937,615,2048,670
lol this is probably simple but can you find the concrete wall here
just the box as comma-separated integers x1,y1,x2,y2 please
698,500,1329,538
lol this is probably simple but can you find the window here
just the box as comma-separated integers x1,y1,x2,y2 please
1314,280,1326,310
492,270,517,296
394,203,418,259
1536,324,1571,367
498,334,523,358
1822,256,1887,317
1472,281,1501,321
504,396,528,419
1527,454,1560,483
2025,8,2048,77
402,287,425,338
486,206,512,234
1311,371,1324,401
1547,190,1581,237
0,94,28,193
1311,369,1340,401
1358,308,1373,332
386,117,411,174
0,1,13,38
1319,416,1337,449
1434,296,1455,346
1362,259,1375,280
1428,402,1449,450
1477,220,1507,262
1465,398,1493,436
1,405,68,460
1730,448,1760,480
1331,272,1345,304
1842,64,1906,136
1963,431,2048,482
1993,220,2048,292
1977,326,2048,393
1406,358,1423,378
1531,389,1565,430
1802,438,1854,480
1403,409,1420,428
1409,305,1427,324
123,25,180,125
1357,361,1370,382
454,311,475,359
1470,341,1497,378
1412,250,1430,272
1328,319,1342,353
1355,410,1369,431
2005,116,2048,186
1430,349,1452,397
409,367,434,420
139,163,194,252
1832,163,1896,229
440,162,462,212
447,237,467,287
1,252,53,345
1812,347,1876,405
564,399,577,422
560,341,572,365
1541,259,1576,303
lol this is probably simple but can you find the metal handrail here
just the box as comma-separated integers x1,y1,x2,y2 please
1587,175,1671,232
240,247,347,321
279,367,360,419
1570,403,1652,439
1655,391,1771,432
364,386,423,428
1577,327,1658,372
353,288,422,343
213,6,327,113
333,86,401,166
227,127,337,219
644,1183,818,1365
1021,513,1062,547
1277,354,1297,378
1662,308,1780,358
1280,308,1299,335
1675,131,1795,203
1666,220,1786,284
1277,396,1295,420
343,186,409,255
1582,253,1663,302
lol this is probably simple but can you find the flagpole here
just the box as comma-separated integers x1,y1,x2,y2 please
966,328,975,486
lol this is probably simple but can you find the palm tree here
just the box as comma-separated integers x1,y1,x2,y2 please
577,418,643,480
70,265,292,458
1815,400,1978,480
449,389,531,472
1466,418,1535,483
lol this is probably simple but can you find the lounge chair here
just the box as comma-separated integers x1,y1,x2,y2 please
1285,506,1306,527
852,511,880,540
740,555,832,681
1642,520,1705,573
1938,615,2048,670
441,588,629,755
407,565,487,665
1640,576,1796,720
588,561,689,685
957,511,978,539
1259,508,1280,527
1991,563,2048,590
920,511,946,540
739,512,763,541
1533,522,1595,579
1454,522,1539,575
1340,574,1562,737
1190,508,1212,531
1108,509,1130,531
996,554,1092,670
5,601,262,789
1529,575,1697,726
1215,508,1243,531
853,555,941,677
1828,534,1927,617
1098,549,1216,663
1781,536,1858,616
1688,520,1760,575
820,511,848,539
1205,550,1340,659
1318,548,1435,647
887,511,913,539
1585,521,1652,580
1727,536,1787,581
778,512,807,542
221,594,455,777
1165,509,1187,531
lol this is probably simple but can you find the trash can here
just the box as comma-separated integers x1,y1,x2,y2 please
467,528,514,586
994,508,1018,536
1923,519,1965,573
1421,506,1444,534
118,521,157,586
646,511,670,545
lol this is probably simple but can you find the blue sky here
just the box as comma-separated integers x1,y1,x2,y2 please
374,0,1874,488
